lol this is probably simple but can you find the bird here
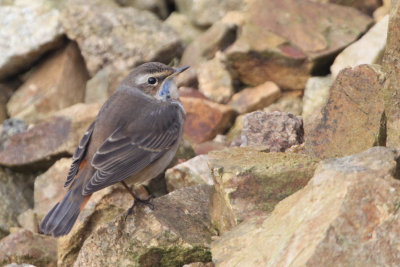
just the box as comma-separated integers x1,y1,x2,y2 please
39,62,189,237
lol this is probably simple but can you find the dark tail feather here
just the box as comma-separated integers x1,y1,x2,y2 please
39,185,90,237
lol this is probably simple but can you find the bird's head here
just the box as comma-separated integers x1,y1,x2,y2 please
121,62,189,101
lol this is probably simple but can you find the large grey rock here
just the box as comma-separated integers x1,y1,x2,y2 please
0,0,64,79
0,168,34,239
212,147,400,266
73,185,214,267
61,1,182,76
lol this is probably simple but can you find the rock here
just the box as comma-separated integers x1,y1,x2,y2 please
228,81,281,114
4,264,37,267
114,0,169,19
208,147,318,233
34,158,71,219
197,53,235,104
212,147,400,266
183,263,214,267
305,65,385,159
383,2,400,147
0,103,100,170
374,0,390,21
7,42,89,124
179,87,208,99
331,15,389,78
263,93,303,116
0,168,34,239
165,12,204,45
73,185,214,267
225,0,372,90
0,83,14,122
329,0,382,16
84,66,126,105
302,75,333,120
181,97,236,144
178,22,237,87
165,155,213,192
17,209,38,233
175,0,244,27
0,118,28,143
192,141,227,156
57,183,134,267
170,138,196,165
225,115,244,146
0,229,57,267
239,111,304,152
61,1,182,76
0,0,64,79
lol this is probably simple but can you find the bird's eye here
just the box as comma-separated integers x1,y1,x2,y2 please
148,77,157,85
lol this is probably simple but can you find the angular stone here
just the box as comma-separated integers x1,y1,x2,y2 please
7,42,89,123
115,0,169,19
165,155,213,192
61,1,182,76
226,0,372,89
34,158,71,219
329,0,382,15
263,93,303,116
305,65,385,159
17,209,38,234
165,12,204,45
178,22,237,87
302,75,333,120
228,81,281,114
212,147,400,266
0,103,100,170
208,147,318,233
0,229,57,267
0,168,34,239
175,0,244,27
197,54,235,104
181,97,236,144
239,111,304,152
0,0,64,79
331,15,389,78
73,185,214,267
383,2,400,147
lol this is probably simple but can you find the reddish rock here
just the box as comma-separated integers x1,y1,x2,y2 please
329,0,382,15
0,103,100,170
7,42,89,124
228,81,281,114
181,97,236,144
305,65,385,159
0,229,57,267
179,87,208,99
238,111,304,152
225,0,372,89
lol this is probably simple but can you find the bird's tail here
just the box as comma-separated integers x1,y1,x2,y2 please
39,178,91,237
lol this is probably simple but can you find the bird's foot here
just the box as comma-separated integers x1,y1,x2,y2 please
124,194,154,221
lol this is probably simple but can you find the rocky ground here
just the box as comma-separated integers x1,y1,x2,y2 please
0,0,398,266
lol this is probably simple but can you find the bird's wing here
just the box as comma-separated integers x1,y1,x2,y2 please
82,101,183,195
64,121,96,187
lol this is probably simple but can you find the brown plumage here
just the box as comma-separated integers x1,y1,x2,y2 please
39,62,188,237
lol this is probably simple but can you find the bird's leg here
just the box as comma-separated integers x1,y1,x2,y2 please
121,181,154,220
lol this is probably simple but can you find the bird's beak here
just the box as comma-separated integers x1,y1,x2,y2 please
170,66,190,77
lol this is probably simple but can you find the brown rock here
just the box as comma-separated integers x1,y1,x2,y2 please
183,263,214,267
17,209,38,234
192,141,227,155
179,87,208,99
181,97,236,144
302,75,333,120
329,0,382,16
34,158,72,219
208,147,318,233
226,0,372,90
73,185,214,267
165,155,213,192
228,81,281,114
178,22,237,87
175,0,244,27
212,147,400,266
0,229,57,267
263,94,303,116
383,2,400,147
374,0,390,21
238,111,304,152
7,42,89,124
115,0,169,19
165,12,204,45
0,103,100,170
305,65,385,159
0,82,15,122
225,114,244,146
61,1,182,76
197,54,235,104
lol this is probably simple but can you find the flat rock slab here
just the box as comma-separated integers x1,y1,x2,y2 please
212,147,400,266
305,64,385,159
208,147,318,233
73,185,214,267
226,0,372,89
